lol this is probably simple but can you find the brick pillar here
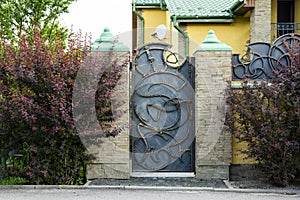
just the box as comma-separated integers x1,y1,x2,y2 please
193,30,232,179
250,0,272,43
84,28,130,179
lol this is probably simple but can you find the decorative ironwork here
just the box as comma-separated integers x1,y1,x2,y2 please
272,22,300,38
232,33,300,80
131,43,195,172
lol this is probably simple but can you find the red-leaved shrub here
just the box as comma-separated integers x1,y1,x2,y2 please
0,29,89,184
226,39,300,187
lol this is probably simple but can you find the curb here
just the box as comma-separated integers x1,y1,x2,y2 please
0,185,299,195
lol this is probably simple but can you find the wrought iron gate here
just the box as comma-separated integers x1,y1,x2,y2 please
131,43,195,172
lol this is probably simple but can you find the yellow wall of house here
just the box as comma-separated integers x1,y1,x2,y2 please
232,137,257,164
166,12,172,32
187,16,250,55
141,9,182,53
296,0,300,20
271,0,300,23
230,108,257,164
141,9,251,55
271,0,278,40
296,0,300,34
271,0,277,23
142,9,169,44
141,9,253,55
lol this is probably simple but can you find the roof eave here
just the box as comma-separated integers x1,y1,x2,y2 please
230,0,246,13
174,15,234,23
134,4,161,9
133,0,166,9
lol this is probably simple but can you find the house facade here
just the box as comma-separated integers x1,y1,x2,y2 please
132,0,300,55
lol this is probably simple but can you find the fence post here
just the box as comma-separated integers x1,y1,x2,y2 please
193,30,232,179
85,28,131,179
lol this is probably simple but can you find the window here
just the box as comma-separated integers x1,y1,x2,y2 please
275,0,295,36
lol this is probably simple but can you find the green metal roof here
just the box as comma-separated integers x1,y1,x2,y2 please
135,0,245,19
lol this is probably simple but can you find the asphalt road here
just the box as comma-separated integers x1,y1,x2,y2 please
0,189,299,200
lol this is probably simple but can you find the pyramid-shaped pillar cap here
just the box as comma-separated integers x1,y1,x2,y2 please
203,30,221,43
196,29,232,51
97,27,114,43
91,28,129,52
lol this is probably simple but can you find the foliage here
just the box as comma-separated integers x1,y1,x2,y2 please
226,40,300,187
72,49,129,139
95,53,129,137
0,176,29,185
0,28,90,185
0,0,76,42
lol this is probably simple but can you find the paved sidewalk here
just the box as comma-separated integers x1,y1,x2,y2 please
0,178,299,196
81,177,300,195
0,188,299,200
89,177,226,188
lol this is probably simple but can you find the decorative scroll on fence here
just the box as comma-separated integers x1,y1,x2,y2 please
232,33,300,80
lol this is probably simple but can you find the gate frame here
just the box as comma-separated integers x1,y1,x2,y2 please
130,43,196,175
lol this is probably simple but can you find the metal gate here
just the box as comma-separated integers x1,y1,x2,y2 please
131,43,195,172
